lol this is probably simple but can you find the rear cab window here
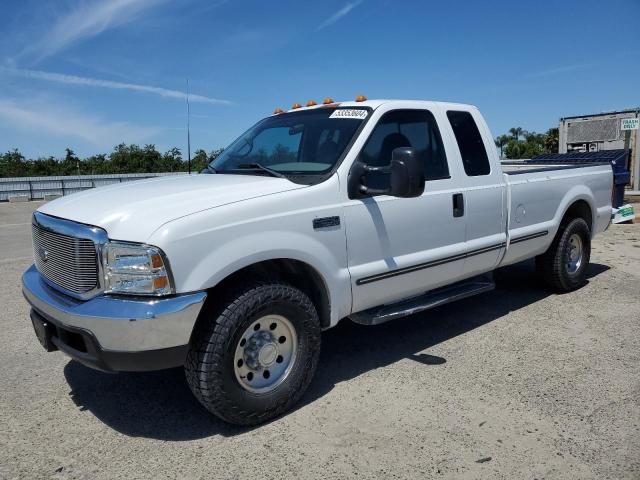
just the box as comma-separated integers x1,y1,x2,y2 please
446,110,490,176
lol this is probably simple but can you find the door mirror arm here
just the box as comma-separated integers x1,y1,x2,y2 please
362,165,390,174
348,147,425,199
350,163,391,196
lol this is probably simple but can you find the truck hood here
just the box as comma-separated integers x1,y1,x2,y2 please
38,174,305,241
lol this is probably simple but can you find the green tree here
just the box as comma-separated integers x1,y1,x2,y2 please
0,149,29,177
110,143,133,173
31,156,60,176
141,144,163,172
191,148,224,173
497,124,561,160
61,148,81,175
495,135,510,158
545,128,559,153
191,149,209,173
509,127,523,141
85,154,108,174
161,147,183,172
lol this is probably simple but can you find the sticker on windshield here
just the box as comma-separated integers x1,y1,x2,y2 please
329,109,368,120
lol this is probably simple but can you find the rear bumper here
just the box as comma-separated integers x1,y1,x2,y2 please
22,265,207,372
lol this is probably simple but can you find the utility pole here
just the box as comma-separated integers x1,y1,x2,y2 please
186,78,191,174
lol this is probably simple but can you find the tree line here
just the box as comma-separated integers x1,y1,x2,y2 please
494,127,559,159
1,126,560,178
0,144,223,178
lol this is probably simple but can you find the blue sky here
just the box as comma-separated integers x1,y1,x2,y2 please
0,0,638,159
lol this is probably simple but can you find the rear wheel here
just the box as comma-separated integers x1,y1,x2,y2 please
185,282,321,426
536,217,591,292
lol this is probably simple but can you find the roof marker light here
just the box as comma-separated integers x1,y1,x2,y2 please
291,102,302,109
273,107,284,114
323,98,334,104
355,95,367,102
306,100,317,107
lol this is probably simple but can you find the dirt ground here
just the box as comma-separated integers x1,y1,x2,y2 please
1,201,639,479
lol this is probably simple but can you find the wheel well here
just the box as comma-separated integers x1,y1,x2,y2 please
562,200,593,232
200,259,331,329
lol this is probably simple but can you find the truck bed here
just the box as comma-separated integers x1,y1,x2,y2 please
498,161,613,268
501,160,611,175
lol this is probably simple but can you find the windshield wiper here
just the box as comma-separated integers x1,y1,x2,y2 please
237,163,287,179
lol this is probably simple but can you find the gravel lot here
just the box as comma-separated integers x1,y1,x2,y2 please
1,201,639,480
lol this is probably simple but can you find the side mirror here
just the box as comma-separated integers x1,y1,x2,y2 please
389,147,425,198
347,147,425,198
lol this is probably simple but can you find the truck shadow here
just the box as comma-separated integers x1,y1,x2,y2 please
63,260,609,441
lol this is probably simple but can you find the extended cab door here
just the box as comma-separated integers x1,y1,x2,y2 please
442,107,507,276
344,105,468,314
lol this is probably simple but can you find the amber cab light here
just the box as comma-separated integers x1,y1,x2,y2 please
306,100,317,107
291,102,302,109
355,95,367,102
323,98,334,104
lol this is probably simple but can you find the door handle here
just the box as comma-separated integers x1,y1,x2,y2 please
452,193,464,217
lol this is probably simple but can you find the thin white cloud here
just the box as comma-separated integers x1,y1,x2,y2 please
526,63,592,78
0,99,161,147
5,68,230,105
317,0,364,30
22,0,166,61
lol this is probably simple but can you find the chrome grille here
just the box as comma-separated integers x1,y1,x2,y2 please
32,222,99,295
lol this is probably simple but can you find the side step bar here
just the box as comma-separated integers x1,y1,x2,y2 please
350,274,495,326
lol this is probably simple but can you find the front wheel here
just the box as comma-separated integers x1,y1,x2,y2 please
536,217,591,292
185,283,321,426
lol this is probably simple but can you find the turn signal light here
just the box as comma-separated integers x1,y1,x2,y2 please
150,253,164,269
153,276,169,290
323,98,334,104
291,102,302,109
273,107,284,114
355,95,367,102
306,100,317,107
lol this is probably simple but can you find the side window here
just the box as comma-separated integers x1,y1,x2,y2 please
360,110,449,188
446,111,490,176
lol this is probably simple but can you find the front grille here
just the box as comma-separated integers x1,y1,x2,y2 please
32,223,99,295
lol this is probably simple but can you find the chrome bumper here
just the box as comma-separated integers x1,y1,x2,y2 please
22,265,207,353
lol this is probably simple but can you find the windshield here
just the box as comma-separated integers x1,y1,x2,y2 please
209,108,368,177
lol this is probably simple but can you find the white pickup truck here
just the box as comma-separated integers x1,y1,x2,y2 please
23,98,613,425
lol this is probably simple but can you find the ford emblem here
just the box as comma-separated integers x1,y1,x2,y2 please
38,246,49,263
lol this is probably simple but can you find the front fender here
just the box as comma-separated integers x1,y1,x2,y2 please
147,178,352,326
187,230,352,324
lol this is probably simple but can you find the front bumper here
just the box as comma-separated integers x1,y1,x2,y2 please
22,265,207,372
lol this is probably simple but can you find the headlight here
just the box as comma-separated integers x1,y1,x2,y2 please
103,241,174,296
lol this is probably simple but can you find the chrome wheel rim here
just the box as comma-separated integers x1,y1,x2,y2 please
233,314,298,393
566,234,583,275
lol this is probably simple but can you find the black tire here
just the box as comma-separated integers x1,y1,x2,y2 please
185,282,321,426
536,217,591,292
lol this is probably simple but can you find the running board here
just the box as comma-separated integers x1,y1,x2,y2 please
349,274,495,326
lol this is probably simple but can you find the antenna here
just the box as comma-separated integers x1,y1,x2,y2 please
186,78,191,174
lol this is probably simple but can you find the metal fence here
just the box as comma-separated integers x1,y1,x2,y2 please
0,172,188,201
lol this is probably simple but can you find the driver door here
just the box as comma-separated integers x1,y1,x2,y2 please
344,108,468,313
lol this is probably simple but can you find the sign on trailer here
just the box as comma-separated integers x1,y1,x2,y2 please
621,118,639,130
